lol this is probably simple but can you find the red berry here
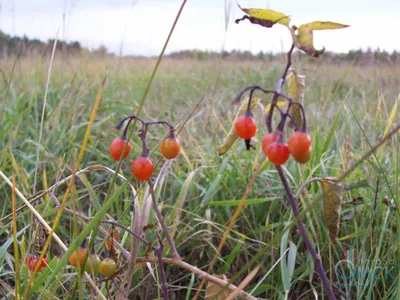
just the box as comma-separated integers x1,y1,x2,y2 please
261,133,279,155
160,136,181,159
131,156,154,181
110,138,131,161
288,132,312,157
267,142,290,166
25,254,35,266
99,258,117,278
293,147,312,164
235,115,257,139
39,257,49,268
29,257,48,272
29,258,38,271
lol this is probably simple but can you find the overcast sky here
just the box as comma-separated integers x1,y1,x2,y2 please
0,0,398,56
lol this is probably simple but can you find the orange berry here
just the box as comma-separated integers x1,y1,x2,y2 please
69,247,88,267
160,136,181,159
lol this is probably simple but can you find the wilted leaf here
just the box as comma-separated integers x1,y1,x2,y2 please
291,21,349,57
319,177,344,243
218,97,260,156
286,69,305,129
205,274,230,299
235,1,290,28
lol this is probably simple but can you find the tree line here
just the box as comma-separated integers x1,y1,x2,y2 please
0,30,398,64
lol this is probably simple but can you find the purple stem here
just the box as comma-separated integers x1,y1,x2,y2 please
155,233,169,300
276,167,336,300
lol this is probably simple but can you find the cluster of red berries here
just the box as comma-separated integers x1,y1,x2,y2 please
110,115,180,181
25,254,48,272
235,113,312,166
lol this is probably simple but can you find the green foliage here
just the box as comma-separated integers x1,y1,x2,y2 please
0,54,398,299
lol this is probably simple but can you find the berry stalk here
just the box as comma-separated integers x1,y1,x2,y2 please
276,167,336,300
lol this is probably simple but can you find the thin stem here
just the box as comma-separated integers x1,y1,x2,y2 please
147,179,181,259
233,85,291,104
371,178,380,233
0,285,8,300
266,44,295,132
136,257,257,300
276,167,336,300
146,120,175,132
139,124,149,157
155,231,169,300
279,44,295,90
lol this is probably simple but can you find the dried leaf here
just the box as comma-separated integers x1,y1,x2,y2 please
235,2,290,28
241,8,290,27
286,69,306,129
319,177,344,243
205,274,230,299
291,21,349,57
218,97,260,156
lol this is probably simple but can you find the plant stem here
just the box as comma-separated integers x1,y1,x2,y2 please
155,232,169,300
276,167,336,300
136,257,257,300
148,179,181,259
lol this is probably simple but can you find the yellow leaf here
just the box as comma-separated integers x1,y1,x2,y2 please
291,21,349,57
218,97,260,156
319,177,344,243
242,8,291,27
308,21,350,30
235,1,291,28
205,274,230,299
377,95,398,156
265,101,286,113
383,95,398,137
286,69,306,129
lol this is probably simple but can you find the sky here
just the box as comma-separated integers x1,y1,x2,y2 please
0,0,399,56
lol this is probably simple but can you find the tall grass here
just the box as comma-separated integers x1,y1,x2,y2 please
0,53,399,299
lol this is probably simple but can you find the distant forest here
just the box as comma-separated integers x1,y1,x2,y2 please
0,30,398,64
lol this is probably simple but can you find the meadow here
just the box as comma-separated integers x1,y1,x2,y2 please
0,53,399,299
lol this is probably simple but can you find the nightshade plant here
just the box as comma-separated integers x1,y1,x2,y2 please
216,4,350,300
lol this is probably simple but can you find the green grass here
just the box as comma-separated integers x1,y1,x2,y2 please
0,54,399,299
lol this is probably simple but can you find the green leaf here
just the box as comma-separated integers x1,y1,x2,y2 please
206,197,278,207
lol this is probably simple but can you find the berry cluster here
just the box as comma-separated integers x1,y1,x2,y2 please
110,115,180,181
69,229,120,278
25,254,48,272
234,86,312,166
69,247,117,278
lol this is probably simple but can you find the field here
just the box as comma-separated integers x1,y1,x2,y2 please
0,53,399,299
